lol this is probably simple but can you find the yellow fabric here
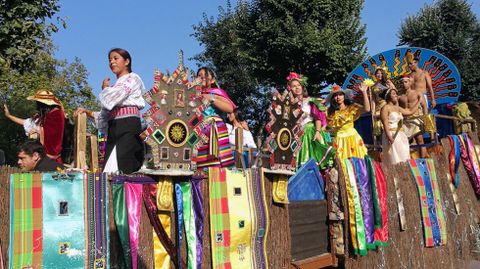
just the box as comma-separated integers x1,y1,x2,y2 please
272,174,289,204
328,105,361,133
226,170,254,268
424,114,436,134
153,213,171,269
156,177,174,212
340,161,358,251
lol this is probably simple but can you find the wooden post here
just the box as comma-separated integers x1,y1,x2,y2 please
235,128,245,169
74,113,87,169
89,135,99,171
393,177,407,231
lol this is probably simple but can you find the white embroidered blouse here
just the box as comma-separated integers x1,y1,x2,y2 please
93,72,146,133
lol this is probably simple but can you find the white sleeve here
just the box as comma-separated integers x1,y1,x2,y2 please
23,118,40,136
92,109,109,134
99,74,143,110
243,130,257,149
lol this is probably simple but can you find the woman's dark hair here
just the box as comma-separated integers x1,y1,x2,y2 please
232,108,245,122
36,101,60,126
109,48,132,72
380,88,397,103
196,67,219,88
327,92,353,115
375,68,388,85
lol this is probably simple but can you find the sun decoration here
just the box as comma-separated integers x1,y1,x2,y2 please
170,124,185,142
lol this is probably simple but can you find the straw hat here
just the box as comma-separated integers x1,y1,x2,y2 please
27,90,62,106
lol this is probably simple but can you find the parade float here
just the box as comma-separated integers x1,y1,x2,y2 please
0,48,479,269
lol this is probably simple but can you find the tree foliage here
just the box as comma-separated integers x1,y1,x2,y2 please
398,0,480,101
0,49,98,165
0,0,65,72
193,0,367,137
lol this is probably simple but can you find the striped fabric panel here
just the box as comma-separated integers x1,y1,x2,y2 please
209,168,232,269
85,173,109,269
9,173,43,269
196,118,234,168
249,169,269,269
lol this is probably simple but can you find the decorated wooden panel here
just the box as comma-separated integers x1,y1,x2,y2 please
264,90,303,170
343,47,461,105
142,53,208,171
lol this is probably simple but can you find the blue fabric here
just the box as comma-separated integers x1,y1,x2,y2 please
435,104,455,139
417,160,442,246
354,114,373,145
175,183,184,269
288,158,325,201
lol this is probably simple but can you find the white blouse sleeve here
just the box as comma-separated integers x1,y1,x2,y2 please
99,73,145,111
92,109,109,134
243,130,257,149
23,118,40,136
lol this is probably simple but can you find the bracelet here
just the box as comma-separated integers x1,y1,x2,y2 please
315,130,320,133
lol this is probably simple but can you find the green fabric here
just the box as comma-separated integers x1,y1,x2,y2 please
365,156,382,228
42,172,85,269
180,182,198,269
297,122,335,169
309,98,326,111
344,159,367,256
113,183,132,269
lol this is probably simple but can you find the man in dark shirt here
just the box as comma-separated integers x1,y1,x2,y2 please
17,140,64,172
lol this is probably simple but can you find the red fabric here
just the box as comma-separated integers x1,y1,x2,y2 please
43,108,65,163
373,161,389,243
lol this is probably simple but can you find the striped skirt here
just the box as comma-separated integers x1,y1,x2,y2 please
195,116,234,169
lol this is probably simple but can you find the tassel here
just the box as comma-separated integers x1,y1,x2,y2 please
209,118,219,157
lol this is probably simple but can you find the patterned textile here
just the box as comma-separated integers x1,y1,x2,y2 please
408,159,447,247
42,172,85,268
209,168,232,268
9,173,43,269
143,184,184,268
288,158,325,201
449,134,480,196
209,168,269,269
248,168,269,269
85,173,109,269
154,178,174,269
196,116,234,169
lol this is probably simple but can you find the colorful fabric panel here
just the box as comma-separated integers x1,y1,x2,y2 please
9,173,43,269
408,159,447,247
42,172,85,269
196,116,234,169
248,168,269,269
85,173,109,269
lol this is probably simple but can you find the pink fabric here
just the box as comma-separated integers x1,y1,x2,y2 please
311,102,327,127
125,183,143,269
203,87,237,109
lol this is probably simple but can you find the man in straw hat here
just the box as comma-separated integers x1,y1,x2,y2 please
4,90,65,163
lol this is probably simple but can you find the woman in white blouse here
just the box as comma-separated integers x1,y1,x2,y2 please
75,48,145,173
226,108,257,149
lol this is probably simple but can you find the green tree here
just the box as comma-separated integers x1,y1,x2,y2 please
398,0,480,101
0,0,65,72
193,0,367,137
0,49,98,165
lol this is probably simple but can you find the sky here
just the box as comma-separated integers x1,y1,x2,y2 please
52,0,480,96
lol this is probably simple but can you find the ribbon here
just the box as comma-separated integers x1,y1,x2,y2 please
175,183,185,269
448,135,461,187
191,176,205,268
125,183,143,269
112,183,132,269
373,161,389,246
353,158,375,249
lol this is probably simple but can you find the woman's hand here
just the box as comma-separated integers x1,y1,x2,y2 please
359,82,368,93
74,107,93,118
313,131,324,144
102,78,111,90
3,104,11,118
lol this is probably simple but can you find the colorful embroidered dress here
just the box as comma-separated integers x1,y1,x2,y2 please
382,111,410,165
195,87,236,168
296,98,335,169
328,105,368,161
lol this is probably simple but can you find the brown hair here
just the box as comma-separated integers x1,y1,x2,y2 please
109,48,132,72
